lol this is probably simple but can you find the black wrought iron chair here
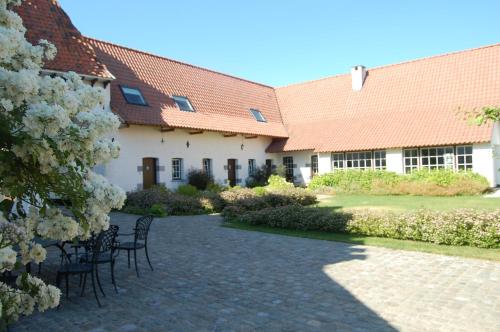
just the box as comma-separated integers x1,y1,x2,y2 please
56,232,106,307
80,225,119,295
114,215,154,278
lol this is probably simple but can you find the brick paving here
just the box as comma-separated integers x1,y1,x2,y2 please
12,213,500,332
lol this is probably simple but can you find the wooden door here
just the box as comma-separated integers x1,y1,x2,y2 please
227,159,236,187
142,158,157,189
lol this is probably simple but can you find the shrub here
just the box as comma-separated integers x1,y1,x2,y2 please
125,185,170,209
176,184,199,197
206,182,226,193
246,165,270,188
309,169,489,196
199,191,226,213
188,169,212,190
230,205,500,248
149,203,167,217
252,186,267,196
267,175,294,189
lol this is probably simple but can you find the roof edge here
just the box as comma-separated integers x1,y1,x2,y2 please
86,36,275,89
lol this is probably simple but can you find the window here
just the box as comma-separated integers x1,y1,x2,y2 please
120,86,147,105
248,159,256,176
373,150,386,170
250,109,267,122
456,145,473,170
331,153,345,170
311,155,318,176
172,96,195,112
403,149,419,173
420,147,454,170
345,151,372,170
202,158,213,178
172,158,183,180
283,156,294,182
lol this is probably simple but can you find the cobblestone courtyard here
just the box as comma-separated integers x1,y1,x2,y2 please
12,213,500,332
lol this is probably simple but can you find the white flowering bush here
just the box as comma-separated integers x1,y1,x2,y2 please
0,0,125,326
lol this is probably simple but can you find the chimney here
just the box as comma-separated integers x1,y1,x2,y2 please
351,65,367,91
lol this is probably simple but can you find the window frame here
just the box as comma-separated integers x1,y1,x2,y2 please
202,158,213,178
310,155,319,176
249,109,267,123
171,158,184,181
119,85,148,106
403,148,419,174
373,150,387,170
248,159,257,176
331,153,345,171
283,156,294,182
420,146,454,170
456,145,473,171
345,151,373,170
172,95,195,112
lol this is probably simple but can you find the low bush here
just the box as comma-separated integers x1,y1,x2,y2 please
125,185,170,209
232,205,500,248
149,203,167,217
309,169,489,196
188,169,212,190
246,165,270,188
176,184,199,196
267,175,294,189
206,182,226,193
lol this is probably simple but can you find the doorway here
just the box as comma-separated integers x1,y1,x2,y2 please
142,157,158,189
227,159,237,187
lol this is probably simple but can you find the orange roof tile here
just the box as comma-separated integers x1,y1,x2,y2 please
15,0,113,79
268,44,498,152
87,38,288,137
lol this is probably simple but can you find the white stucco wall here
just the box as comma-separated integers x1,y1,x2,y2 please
273,150,318,185
103,125,274,192
318,152,332,174
472,142,496,187
386,148,404,174
491,122,500,186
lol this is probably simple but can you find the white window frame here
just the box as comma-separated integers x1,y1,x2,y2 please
172,158,183,180
403,148,419,174
420,146,454,170
456,145,473,171
373,150,387,170
202,158,213,178
345,151,373,170
248,159,256,176
311,155,319,175
331,153,345,171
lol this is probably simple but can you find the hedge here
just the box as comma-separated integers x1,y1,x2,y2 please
308,169,490,196
233,205,500,248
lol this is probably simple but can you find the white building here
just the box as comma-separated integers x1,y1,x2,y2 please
18,0,500,191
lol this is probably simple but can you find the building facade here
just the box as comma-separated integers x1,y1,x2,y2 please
17,0,500,192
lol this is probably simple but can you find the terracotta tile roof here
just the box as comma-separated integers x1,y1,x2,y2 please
268,44,499,152
87,38,288,138
15,0,113,79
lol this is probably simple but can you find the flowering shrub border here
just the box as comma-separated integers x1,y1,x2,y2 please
231,205,500,248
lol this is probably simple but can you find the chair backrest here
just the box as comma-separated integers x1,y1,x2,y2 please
134,215,154,242
100,225,119,253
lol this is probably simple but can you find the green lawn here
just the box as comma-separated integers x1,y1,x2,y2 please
225,221,500,261
318,194,500,211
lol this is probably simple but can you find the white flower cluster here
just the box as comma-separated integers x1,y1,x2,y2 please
0,0,125,324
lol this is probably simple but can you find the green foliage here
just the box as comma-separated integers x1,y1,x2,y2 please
187,169,212,190
206,182,226,193
246,165,270,188
273,165,287,177
176,184,199,197
309,169,489,196
232,205,500,248
149,203,167,217
252,186,267,196
469,106,500,125
267,175,294,189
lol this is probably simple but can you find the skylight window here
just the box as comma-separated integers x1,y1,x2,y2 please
120,86,147,106
250,109,266,122
172,96,195,112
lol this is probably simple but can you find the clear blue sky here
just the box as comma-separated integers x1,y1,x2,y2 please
59,0,500,87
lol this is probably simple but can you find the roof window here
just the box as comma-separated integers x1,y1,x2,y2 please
172,96,195,112
120,86,147,106
250,108,266,122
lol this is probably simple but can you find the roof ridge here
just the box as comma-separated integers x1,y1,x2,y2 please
276,42,500,89
85,36,275,89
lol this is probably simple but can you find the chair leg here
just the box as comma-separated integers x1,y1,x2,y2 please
145,245,153,271
90,271,101,307
127,250,131,268
133,248,139,278
64,274,69,299
111,260,118,294
95,265,106,297
80,273,87,297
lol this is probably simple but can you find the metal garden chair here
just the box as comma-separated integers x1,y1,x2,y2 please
114,215,154,278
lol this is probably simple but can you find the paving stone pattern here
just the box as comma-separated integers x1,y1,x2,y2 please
12,213,500,332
